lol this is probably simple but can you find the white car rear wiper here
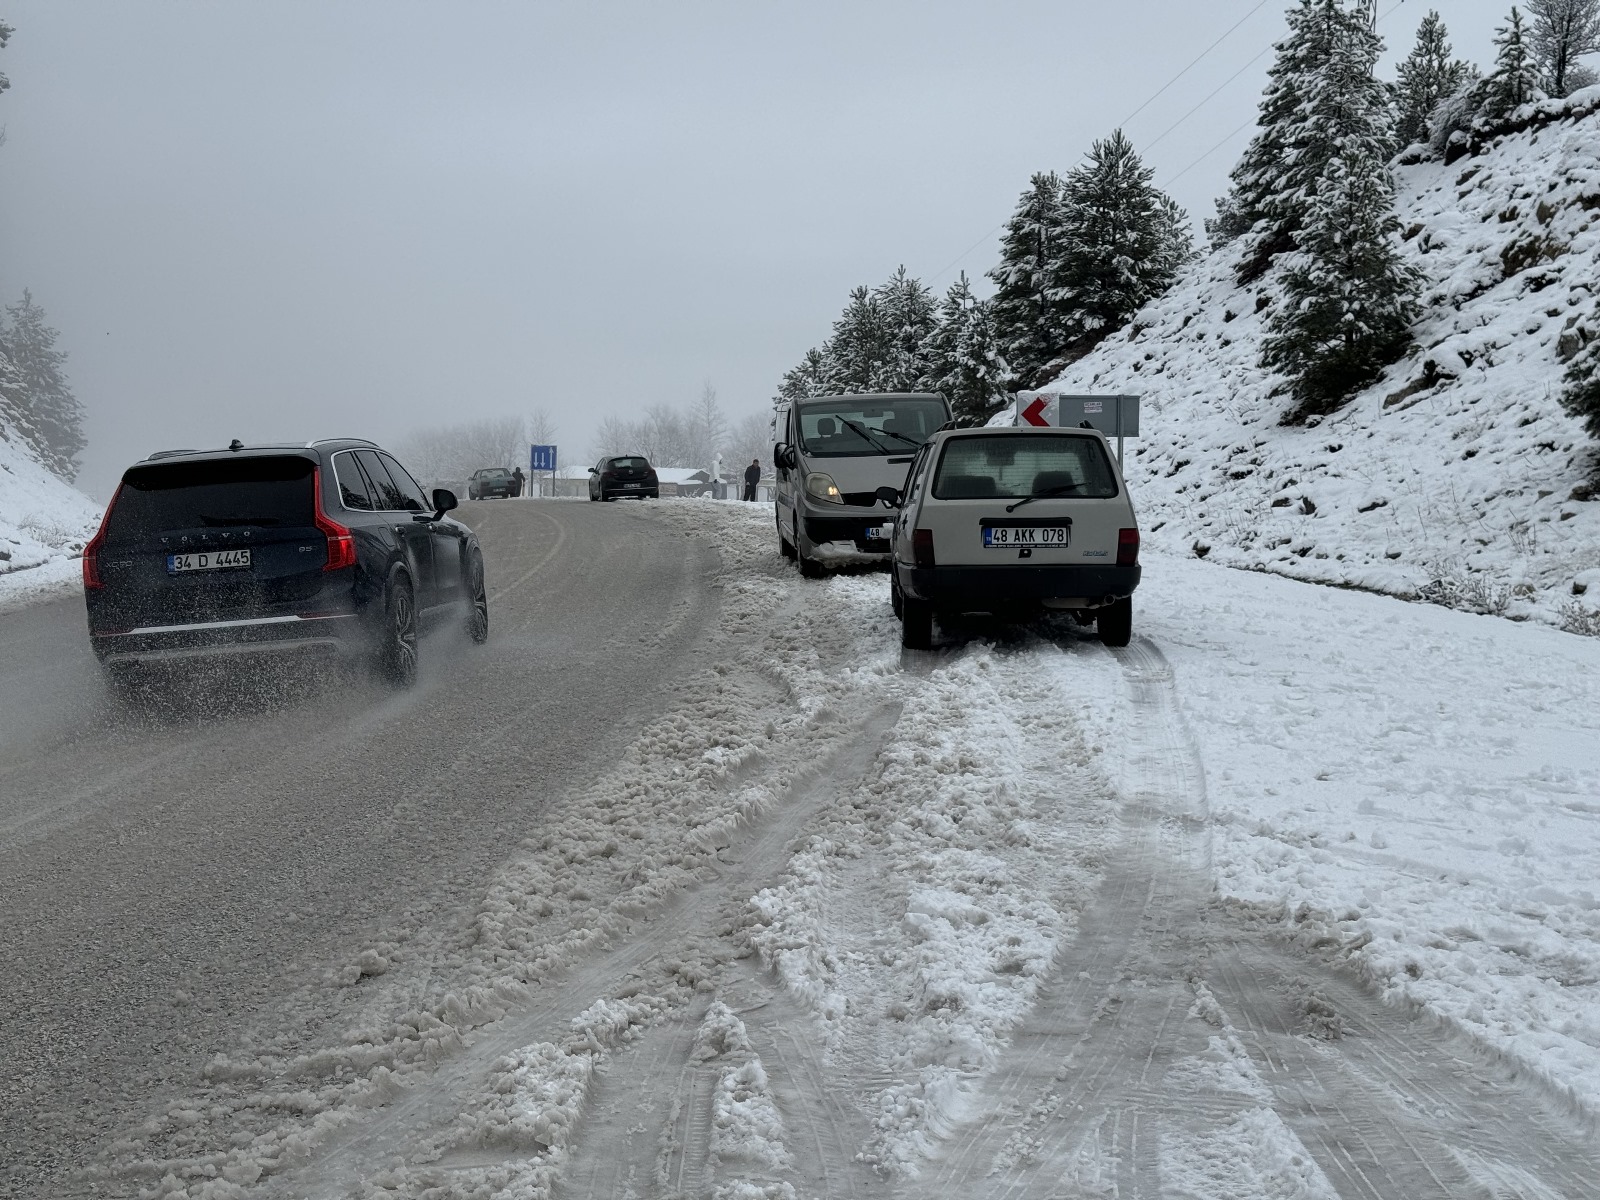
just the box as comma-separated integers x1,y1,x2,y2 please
1004,483,1083,513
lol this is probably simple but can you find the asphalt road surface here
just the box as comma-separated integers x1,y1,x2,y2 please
0,499,717,1198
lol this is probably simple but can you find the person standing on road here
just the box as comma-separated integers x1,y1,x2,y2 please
743,458,760,502
512,466,526,497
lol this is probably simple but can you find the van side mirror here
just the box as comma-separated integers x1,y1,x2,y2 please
431,488,459,518
875,486,902,508
774,444,797,471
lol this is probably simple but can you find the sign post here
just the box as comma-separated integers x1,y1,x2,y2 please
531,444,557,498
1014,393,1141,466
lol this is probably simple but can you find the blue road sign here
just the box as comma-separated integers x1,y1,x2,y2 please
531,444,557,472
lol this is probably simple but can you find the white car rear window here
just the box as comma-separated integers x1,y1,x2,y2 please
932,435,1118,500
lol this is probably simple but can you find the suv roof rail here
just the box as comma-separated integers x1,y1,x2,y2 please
307,437,379,449
144,448,199,460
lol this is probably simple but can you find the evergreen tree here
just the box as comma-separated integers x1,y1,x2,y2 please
0,291,85,480
821,285,890,394
1427,66,1487,155
0,19,12,99
776,347,831,402
1481,7,1546,120
1215,1,1391,277
1394,11,1474,146
1214,0,1338,253
919,274,1010,426
986,171,1067,387
1560,325,1600,440
871,265,938,392
1261,141,1419,418
1528,0,1600,96
1054,130,1191,353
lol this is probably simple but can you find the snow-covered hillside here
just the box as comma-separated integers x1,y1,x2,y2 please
0,422,101,611
1038,87,1600,632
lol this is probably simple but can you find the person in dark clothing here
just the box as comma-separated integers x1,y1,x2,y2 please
742,459,761,502
511,466,526,497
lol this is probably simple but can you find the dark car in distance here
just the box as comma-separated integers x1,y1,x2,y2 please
588,455,659,501
82,438,490,695
467,467,518,500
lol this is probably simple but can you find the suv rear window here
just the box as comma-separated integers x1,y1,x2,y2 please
931,434,1118,500
106,456,316,541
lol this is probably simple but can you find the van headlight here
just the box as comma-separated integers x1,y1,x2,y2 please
804,472,842,503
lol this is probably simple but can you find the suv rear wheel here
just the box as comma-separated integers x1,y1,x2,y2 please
464,550,489,644
378,571,419,686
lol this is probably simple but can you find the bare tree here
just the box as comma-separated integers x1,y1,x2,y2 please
1529,0,1600,95
527,406,558,449
690,381,727,467
726,411,772,478
395,416,525,485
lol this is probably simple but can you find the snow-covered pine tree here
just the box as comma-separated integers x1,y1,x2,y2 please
0,291,85,480
987,171,1067,388
1394,11,1474,147
1481,7,1547,121
777,347,831,402
1528,0,1600,96
821,286,890,394
1213,0,1336,258
1217,1,1391,283
1560,321,1600,440
1261,139,1419,420
919,273,1010,426
1053,130,1192,361
871,266,938,392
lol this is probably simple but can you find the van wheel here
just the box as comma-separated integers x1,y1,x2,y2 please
901,596,933,649
1097,597,1132,648
795,516,824,579
378,572,419,686
778,514,796,560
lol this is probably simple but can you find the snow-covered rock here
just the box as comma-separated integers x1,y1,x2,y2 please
1030,87,1600,631
0,421,102,612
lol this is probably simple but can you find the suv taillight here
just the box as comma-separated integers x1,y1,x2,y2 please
1117,528,1139,567
82,485,123,590
314,471,357,572
913,528,935,569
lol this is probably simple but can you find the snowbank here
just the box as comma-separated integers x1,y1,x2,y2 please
1029,90,1600,630
0,423,101,612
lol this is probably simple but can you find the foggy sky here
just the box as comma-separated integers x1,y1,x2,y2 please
1,1,1522,499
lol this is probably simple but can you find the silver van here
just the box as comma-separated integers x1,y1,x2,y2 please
771,392,950,577
886,426,1141,649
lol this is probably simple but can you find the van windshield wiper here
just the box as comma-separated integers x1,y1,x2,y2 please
837,418,892,454
1004,483,1083,513
872,426,922,448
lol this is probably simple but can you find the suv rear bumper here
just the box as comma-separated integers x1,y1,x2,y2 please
900,563,1141,608
91,612,365,667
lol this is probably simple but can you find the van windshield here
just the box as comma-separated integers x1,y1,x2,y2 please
795,397,946,458
107,456,317,540
932,434,1119,500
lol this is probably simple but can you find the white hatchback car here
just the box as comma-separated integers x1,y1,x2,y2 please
885,426,1141,649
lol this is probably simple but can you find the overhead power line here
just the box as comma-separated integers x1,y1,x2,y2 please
1118,0,1275,128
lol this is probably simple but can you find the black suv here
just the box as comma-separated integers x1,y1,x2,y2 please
82,439,489,692
588,455,659,500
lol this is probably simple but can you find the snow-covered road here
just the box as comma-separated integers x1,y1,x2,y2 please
4,498,1597,1199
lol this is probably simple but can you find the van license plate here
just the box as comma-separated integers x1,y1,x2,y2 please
167,549,252,573
983,526,1068,548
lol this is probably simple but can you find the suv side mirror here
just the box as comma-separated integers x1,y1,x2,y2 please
875,485,902,508
431,488,458,518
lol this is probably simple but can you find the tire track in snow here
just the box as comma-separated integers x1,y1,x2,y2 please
901,635,1600,1199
